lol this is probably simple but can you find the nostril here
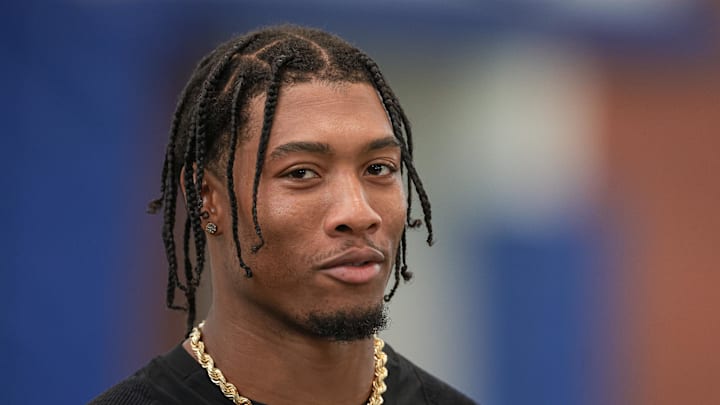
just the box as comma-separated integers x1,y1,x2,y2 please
335,224,351,233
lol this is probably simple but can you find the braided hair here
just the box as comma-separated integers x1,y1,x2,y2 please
147,25,433,335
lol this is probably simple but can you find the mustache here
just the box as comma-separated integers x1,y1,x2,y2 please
306,238,387,266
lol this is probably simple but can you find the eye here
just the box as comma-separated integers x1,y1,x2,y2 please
285,168,320,180
366,163,396,176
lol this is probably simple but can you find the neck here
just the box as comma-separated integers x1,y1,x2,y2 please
183,304,377,405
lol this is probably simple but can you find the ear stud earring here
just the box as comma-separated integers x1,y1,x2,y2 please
205,222,218,235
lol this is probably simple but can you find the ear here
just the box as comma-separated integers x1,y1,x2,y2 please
199,170,227,235
179,166,227,236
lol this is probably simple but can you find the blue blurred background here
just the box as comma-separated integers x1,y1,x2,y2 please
3,1,720,404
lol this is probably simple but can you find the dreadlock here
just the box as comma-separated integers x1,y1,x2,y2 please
147,25,434,335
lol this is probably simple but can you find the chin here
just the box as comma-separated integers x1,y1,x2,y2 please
303,302,388,342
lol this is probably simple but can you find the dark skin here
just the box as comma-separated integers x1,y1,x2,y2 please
181,81,407,405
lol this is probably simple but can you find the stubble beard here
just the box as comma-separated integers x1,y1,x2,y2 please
304,302,388,342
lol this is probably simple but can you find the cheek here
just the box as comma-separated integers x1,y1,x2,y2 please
253,188,324,258
384,186,409,252
379,184,408,226
260,187,326,228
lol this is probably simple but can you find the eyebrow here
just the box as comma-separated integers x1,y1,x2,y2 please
365,136,401,152
268,136,400,161
269,141,332,160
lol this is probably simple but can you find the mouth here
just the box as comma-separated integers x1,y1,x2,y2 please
316,247,385,284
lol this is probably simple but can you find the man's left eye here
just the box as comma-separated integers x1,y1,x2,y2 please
366,163,395,176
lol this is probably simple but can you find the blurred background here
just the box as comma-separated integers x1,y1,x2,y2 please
3,1,720,404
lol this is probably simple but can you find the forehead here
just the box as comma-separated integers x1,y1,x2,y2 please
245,81,393,145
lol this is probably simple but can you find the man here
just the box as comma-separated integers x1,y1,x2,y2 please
92,25,475,405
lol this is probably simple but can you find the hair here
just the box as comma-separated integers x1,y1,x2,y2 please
147,25,434,335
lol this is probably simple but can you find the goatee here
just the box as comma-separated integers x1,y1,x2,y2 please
305,303,388,341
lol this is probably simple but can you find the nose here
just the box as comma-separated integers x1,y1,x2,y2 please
323,176,382,237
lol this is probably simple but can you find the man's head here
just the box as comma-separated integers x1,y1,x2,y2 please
148,25,433,337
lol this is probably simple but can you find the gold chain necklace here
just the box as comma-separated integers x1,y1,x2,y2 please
189,321,388,405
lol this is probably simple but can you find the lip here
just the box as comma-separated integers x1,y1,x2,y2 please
317,247,385,284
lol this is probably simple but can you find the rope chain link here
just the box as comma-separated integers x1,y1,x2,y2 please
190,321,387,405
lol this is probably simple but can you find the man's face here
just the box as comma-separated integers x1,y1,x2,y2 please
215,81,407,340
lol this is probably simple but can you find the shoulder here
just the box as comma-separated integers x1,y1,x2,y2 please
88,372,158,405
88,344,204,405
384,344,478,405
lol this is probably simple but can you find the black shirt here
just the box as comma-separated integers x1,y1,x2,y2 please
90,343,476,405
